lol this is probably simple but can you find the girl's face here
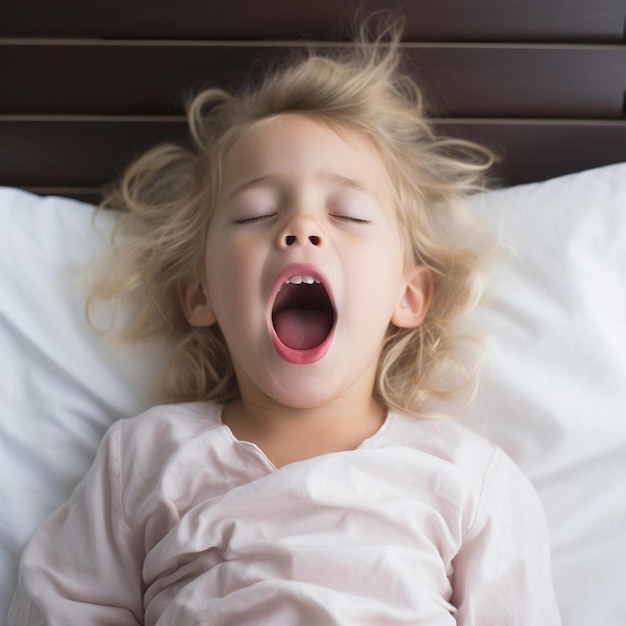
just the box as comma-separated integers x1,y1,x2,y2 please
182,114,431,411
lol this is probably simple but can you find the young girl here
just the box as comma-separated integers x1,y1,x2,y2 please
10,21,561,625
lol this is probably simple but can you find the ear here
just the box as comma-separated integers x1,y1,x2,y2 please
391,265,434,329
179,280,217,327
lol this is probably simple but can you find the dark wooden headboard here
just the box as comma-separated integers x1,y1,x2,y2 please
1,0,625,202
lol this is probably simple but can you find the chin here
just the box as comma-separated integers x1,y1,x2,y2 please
259,370,342,411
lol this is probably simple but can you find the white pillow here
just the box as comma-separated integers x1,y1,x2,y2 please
0,190,158,619
465,163,626,624
0,162,624,624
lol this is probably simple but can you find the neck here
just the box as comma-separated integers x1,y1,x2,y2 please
222,393,386,468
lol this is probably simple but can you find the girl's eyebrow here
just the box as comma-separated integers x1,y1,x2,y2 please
226,171,380,202
226,174,281,201
318,172,380,202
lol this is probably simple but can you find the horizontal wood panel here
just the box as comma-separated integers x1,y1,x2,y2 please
1,0,624,42
413,45,626,119
1,42,625,119
2,118,624,190
437,120,626,185
0,119,188,188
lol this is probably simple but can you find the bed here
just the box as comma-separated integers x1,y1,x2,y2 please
1,1,625,622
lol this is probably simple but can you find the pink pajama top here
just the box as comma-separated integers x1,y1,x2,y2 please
9,402,561,625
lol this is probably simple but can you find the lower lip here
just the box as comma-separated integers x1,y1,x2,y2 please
270,327,335,365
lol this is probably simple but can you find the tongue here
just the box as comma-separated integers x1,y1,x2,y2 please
273,309,332,350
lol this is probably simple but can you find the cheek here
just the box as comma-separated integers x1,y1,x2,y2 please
346,245,404,317
206,242,262,324
362,231,405,280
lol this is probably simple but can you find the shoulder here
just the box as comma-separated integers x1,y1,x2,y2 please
379,412,537,520
107,401,225,472
382,412,497,476
378,414,543,533
104,402,229,528
114,401,223,441
384,411,543,520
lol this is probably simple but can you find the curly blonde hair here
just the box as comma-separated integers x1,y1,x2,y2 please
90,18,495,416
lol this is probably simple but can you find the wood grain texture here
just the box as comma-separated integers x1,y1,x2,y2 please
1,0,624,194
3,117,624,190
1,0,624,42
1,42,624,119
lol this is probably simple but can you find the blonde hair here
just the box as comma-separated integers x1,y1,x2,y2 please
90,18,495,416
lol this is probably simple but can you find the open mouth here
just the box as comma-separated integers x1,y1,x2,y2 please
271,274,335,353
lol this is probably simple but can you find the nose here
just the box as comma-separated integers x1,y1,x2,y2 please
284,234,320,246
278,215,323,249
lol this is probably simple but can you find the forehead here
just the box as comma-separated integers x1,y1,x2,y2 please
219,114,396,200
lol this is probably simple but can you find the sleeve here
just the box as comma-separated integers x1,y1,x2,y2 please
8,421,145,625
450,445,562,625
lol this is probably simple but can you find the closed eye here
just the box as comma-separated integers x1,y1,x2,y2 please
233,214,278,225
330,214,371,225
